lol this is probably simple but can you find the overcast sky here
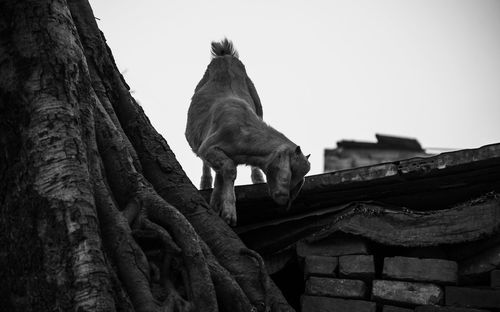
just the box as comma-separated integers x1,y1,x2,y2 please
89,0,500,186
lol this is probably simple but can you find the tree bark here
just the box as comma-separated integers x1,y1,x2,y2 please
0,0,293,311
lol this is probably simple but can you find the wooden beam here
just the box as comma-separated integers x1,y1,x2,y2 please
239,194,500,254
309,194,500,246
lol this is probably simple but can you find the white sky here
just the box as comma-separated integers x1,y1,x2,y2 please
89,0,500,186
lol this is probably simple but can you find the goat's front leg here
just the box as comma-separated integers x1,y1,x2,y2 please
200,146,237,226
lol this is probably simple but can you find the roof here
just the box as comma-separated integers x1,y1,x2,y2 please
199,143,500,254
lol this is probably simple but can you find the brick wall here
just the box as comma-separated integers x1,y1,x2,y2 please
298,235,500,312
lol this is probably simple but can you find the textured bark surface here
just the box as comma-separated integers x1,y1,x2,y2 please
0,0,293,311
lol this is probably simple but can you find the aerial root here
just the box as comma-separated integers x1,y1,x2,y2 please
134,191,218,311
200,242,255,312
96,190,197,312
132,216,182,255
240,248,271,312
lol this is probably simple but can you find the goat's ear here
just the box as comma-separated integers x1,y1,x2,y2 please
295,146,302,155
306,154,311,160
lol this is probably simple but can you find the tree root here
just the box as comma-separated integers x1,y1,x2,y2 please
139,190,217,311
240,248,271,312
93,179,158,312
200,242,255,312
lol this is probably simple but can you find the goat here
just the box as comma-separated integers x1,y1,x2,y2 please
185,39,310,225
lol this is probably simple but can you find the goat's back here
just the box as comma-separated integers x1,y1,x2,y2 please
186,39,263,154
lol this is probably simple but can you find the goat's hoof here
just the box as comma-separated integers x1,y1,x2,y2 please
210,194,236,226
221,205,237,227
251,172,265,184
251,178,265,184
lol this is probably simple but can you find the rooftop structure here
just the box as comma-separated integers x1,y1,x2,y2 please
324,134,434,171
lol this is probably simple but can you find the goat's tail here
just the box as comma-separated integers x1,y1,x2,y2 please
211,38,239,59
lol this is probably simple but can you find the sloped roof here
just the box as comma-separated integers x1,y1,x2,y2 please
200,143,500,254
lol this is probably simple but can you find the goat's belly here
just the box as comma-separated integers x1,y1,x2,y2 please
231,155,246,165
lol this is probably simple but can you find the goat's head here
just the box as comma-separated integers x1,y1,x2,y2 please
265,145,310,210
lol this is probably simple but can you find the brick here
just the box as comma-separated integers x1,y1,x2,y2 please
415,306,489,312
301,295,376,312
447,235,500,261
445,286,500,309
297,236,368,257
372,280,443,306
304,255,338,278
383,305,414,312
383,256,457,284
339,255,375,279
459,244,500,283
305,276,367,299
491,269,500,288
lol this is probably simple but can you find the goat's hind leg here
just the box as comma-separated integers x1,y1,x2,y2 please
200,146,237,226
251,166,265,184
200,161,213,189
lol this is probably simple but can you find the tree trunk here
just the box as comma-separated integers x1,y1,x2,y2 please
0,1,293,311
